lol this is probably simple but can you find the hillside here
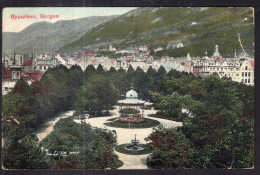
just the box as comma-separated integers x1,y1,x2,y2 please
59,7,254,57
2,15,118,54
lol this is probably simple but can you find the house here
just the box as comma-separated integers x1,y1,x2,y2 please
154,46,163,52
21,71,43,85
2,65,22,95
192,58,254,86
109,44,116,52
139,45,148,52
33,54,61,72
22,58,34,71
85,50,94,56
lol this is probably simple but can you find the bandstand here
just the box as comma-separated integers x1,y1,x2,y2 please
117,86,152,122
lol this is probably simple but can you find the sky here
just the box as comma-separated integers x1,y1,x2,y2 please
3,7,136,32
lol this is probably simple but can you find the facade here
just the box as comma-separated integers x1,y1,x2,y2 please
193,58,254,86
2,66,22,95
33,54,60,72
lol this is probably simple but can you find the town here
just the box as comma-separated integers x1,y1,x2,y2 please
2,7,255,170
2,42,254,95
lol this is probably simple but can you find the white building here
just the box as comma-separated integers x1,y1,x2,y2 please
193,58,254,86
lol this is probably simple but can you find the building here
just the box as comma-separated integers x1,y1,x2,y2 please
109,44,116,52
2,65,22,95
21,71,43,85
154,46,163,52
117,86,152,122
139,45,148,52
193,58,254,86
33,54,60,72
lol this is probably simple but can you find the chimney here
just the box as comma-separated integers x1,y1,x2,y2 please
13,52,16,65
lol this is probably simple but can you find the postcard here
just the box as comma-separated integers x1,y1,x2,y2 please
2,7,254,170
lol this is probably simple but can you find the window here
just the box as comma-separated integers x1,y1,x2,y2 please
44,66,46,70
248,79,250,83
245,79,247,83
242,79,244,83
12,72,16,79
242,72,244,76
245,72,247,76
5,87,8,91
248,72,250,76
245,66,248,70
40,66,42,70
17,72,20,79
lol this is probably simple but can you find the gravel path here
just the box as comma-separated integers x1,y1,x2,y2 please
36,107,182,169
75,107,183,169
35,111,74,141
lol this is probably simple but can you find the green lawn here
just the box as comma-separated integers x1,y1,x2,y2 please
104,118,160,128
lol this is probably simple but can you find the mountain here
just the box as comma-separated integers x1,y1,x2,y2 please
2,15,118,54
59,7,254,57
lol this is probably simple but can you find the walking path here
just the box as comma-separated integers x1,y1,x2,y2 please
35,111,74,141
75,107,182,169
35,107,182,169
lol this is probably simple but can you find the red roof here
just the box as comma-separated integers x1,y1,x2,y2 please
77,55,82,59
85,54,92,57
192,57,200,61
250,61,254,69
2,66,12,80
214,57,222,61
22,58,33,66
91,60,99,65
60,55,66,58
112,60,116,65
124,57,134,62
22,71,43,82
85,50,94,54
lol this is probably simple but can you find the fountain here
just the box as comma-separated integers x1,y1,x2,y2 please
125,134,144,151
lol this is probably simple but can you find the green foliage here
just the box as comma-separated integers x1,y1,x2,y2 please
41,118,121,169
2,135,50,169
59,7,254,57
41,117,93,153
148,71,254,169
104,118,160,128
119,108,140,114
146,128,193,169
74,74,119,113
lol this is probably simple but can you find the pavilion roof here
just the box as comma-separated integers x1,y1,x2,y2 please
118,99,153,105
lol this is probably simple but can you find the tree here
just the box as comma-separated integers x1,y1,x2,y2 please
84,64,96,77
96,64,105,75
127,65,135,85
74,74,119,113
2,135,50,169
68,65,83,106
13,79,31,95
133,67,148,99
146,128,193,169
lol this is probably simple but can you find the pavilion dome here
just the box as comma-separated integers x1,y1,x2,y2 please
126,89,138,99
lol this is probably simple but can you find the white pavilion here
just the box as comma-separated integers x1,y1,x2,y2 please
117,86,152,122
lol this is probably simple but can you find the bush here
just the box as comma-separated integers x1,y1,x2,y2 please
119,108,140,114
